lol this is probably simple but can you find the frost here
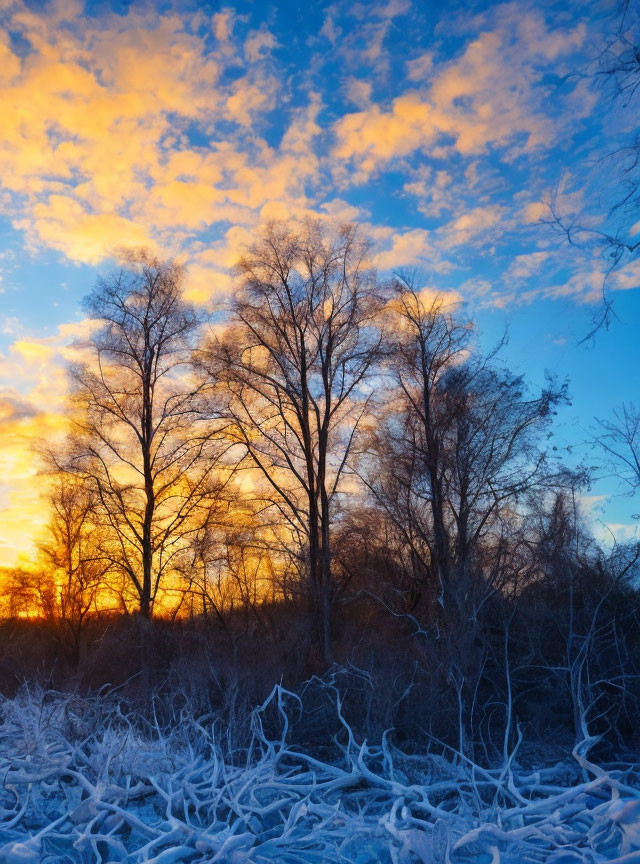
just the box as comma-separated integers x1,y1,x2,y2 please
0,686,638,863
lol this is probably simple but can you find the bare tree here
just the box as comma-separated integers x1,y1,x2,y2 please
548,1,640,335
64,250,225,618
597,0,640,237
364,279,567,613
199,220,384,664
369,284,471,603
595,402,640,495
37,479,106,662
0,568,54,620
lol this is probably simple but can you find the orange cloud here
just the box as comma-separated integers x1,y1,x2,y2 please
333,10,587,176
0,403,67,567
373,228,433,270
0,2,318,269
439,204,508,248
0,318,100,566
522,201,550,224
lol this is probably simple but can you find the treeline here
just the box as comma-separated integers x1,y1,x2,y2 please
1,220,639,755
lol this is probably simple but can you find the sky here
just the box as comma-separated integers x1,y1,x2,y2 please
0,0,639,566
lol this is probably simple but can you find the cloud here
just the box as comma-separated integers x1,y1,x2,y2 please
373,228,433,270
333,95,437,179
0,1,316,268
0,393,38,424
244,28,278,63
1,316,22,336
182,265,234,305
316,0,401,82
611,259,640,293
375,0,411,19
595,522,639,546
534,256,640,307
406,52,434,82
0,0,601,316
344,77,373,107
439,204,507,249
522,201,551,224
402,166,456,218
16,197,155,264
505,251,550,280
333,9,587,176
0,318,99,565
0,397,67,565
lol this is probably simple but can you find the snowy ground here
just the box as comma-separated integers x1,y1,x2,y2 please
0,686,638,863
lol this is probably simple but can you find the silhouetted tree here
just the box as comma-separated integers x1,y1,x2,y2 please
0,568,53,620
199,221,384,664
365,278,567,613
37,479,106,662
63,250,225,618
364,285,471,605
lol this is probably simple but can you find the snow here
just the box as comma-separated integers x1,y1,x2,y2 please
0,685,638,863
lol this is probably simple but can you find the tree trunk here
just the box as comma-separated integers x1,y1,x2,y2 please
319,490,333,667
139,590,152,619
430,475,450,603
141,355,154,619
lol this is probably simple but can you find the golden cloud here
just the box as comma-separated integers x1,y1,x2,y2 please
373,228,434,270
0,318,99,566
0,1,319,272
0,405,67,566
333,10,587,176
439,204,508,249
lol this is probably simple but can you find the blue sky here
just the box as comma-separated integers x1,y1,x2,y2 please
0,0,638,563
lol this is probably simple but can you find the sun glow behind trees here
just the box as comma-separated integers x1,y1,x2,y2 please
1,0,639,572
0,220,576,659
